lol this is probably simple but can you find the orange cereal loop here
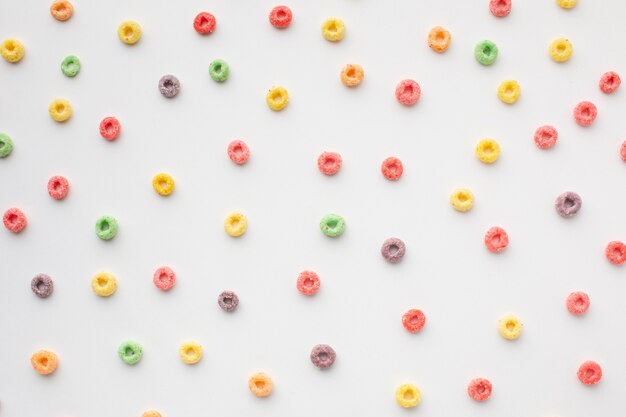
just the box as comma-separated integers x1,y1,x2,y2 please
141,411,162,417
31,349,58,375
428,26,451,53
50,0,74,21
249,372,273,397
340,64,364,87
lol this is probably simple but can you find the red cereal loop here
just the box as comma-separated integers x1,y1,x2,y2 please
47,176,70,200
534,125,558,149
395,79,421,106
573,101,597,127
605,241,626,265
269,5,292,29
153,266,176,291
467,378,493,401
317,151,342,176
3,208,27,233
599,71,621,94
194,12,216,35
489,0,511,17
296,271,320,296
402,309,426,333
227,140,250,165
381,157,403,180
566,291,590,315
620,140,626,162
99,117,121,141
484,226,509,253
577,361,602,385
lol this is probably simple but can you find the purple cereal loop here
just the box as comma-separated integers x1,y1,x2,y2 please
158,74,180,98
218,290,239,312
31,274,54,298
310,344,336,369
381,237,406,263
555,191,582,218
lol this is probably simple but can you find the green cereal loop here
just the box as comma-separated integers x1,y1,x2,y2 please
61,55,81,77
475,40,498,66
95,215,118,240
209,59,230,82
118,340,143,365
320,213,345,238
0,133,14,158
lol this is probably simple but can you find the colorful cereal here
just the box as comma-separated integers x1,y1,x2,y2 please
577,361,602,385
61,55,80,77
475,40,498,65
321,18,345,42
489,0,512,17
194,12,216,35
381,237,406,263
0,133,14,158
3,208,27,233
48,176,69,200
153,266,176,291
484,226,509,253
159,75,180,98
395,383,421,408
621,141,626,162
296,271,320,296
266,86,289,111
142,411,162,417
319,213,345,237
31,350,58,375
554,191,582,218
49,98,72,122
310,344,336,369
381,157,403,180
118,20,142,44
317,151,342,175
549,38,573,62
599,71,621,94
475,138,500,163
534,125,558,149
450,188,474,212
428,26,451,53
249,373,273,397
467,378,493,401
395,79,421,106
179,340,203,364
340,64,364,87
224,211,247,237
209,59,229,82
228,140,250,165
269,6,292,29
566,291,590,315
497,80,520,104
605,241,626,265
95,215,118,240
218,290,240,312
91,272,117,296
99,117,121,141
1,38,25,63
557,0,577,8
152,173,175,196
498,314,522,340
402,309,426,333
118,340,143,365
573,101,597,126
31,274,54,298
50,0,73,21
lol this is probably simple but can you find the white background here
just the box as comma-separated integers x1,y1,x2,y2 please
1,1,625,416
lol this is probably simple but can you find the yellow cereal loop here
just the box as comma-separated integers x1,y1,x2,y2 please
49,98,73,122
395,383,421,408
266,86,289,111
248,372,273,397
1,38,25,63
498,314,523,340
450,188,474,212
557,0,577,9
118,20,142,45
475,139,500,164
91,272,117,297
179,340,203,364
321,18,345,42
152,173,175,196
497,80,521,104
224,211,247,237
549,38,573,62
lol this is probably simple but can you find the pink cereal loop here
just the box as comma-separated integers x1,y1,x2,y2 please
3,208,27,233
47,176,70,200
227,140,250,165
153,266,176,290
395,79,421,106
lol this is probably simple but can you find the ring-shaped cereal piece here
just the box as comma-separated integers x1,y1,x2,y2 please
484,226,509,253
31,274,54,298
159,75,180,98
557,0,577,9
153,266,176,291
621,141,626,162
0,133,14,158
218,290,239,311
142,411,162,417
224,211,247,237
95,215,118,240
1,38,25,63
118,340,143,365
498,314,522,340
319,213,345,238
3,207,27,233
152,173,175,196
228,140,250,165
467,378,492,401
381,157,403,180
99,117,121,141
209,59,230,82
475,40,498,65
475,138,500,163
296,271,320,296
554,191,582,218
534,125,558,149
47,176,70,200
599,71,621,94
395,79,421,106
266,86,289,111
179,340,203,364
549,38,573,63
194,12,216,35
50,0,74,21
49,98,72,122
310,344,336,369
61,55,80,77
381,237,406,263
269,6,292,29
497,80,520,104
402,309,426,333
91,272,117,297
340,64,364,87
566,291,590,315
317,151,342,175
428,26,451,53
450,188,474,212
118,20,142,45
606,241,626,265
321,18,345,42
31,350,58,375
395,383,421,408
573,101,597,126
489,0,511,17
577,361,602,385
249,373,273,397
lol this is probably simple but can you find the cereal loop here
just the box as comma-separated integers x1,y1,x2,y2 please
142,411,162,417
3,208,27,233
534,125,558,149
395,79,421,106
50,0,73,21
402,309,426,333
118,20,142,45
599,71,621,94
450,188,474,212
573,101,597,126
152,173,175,196
49,98,72,122
218,290,239,311
381,157,403,180
497,80,520,104
296,271,321,296
467,378,492,401
1,38,25,63
249,373,273,397
228,140,250,165
554,191,582,218
61,55,80,77
475,138,500,163
484,226,509,253
566,291,590,315
159,75,180,98
266,86,289,111
209,59,229,82
605,241,626,265
31,350,58,375
310,344,336,369
557,0,577,9
95,215,118,240
381,238,406,263
153,266,176,291
320,213,345,238
340,64,364,87
549,38,573,62
621,141,626,162
31,274,54,298
269,6,292,29
91,272,117,297
99,117,121,141
321,18,345,42
118,340,143,365
224,211,247,237
48,176,70,200
317,151,342,175
396,383,421,408
428,26,451,53
179,341,203,364
498,314,522,340
194,12,216,35
0,133,14,158
475,40,498,65
490,0,511,17
577,361,602,385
